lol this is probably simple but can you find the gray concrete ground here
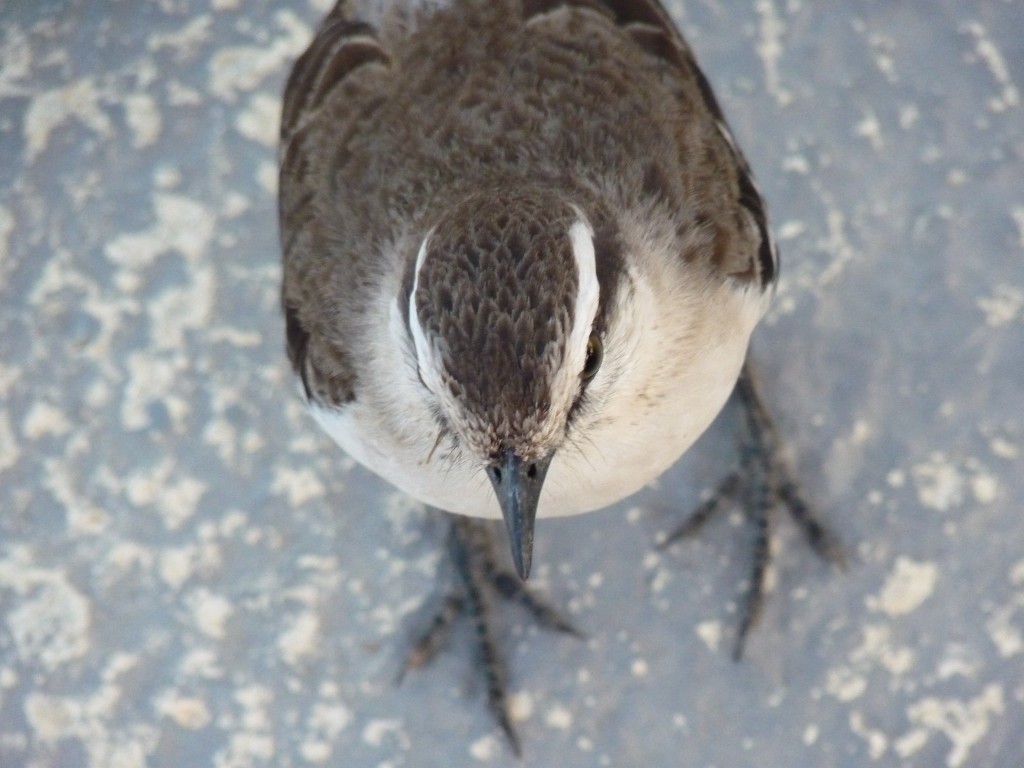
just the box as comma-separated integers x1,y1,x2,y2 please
1,1,1022,766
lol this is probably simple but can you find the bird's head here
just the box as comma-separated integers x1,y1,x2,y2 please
404,188,606,579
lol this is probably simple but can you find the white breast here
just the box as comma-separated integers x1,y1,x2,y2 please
308,261,765,521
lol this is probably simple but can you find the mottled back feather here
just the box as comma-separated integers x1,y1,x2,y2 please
279,0,776,408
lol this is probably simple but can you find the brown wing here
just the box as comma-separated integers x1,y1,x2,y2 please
524,0,778,287
278,0,777,409
279,3,391,406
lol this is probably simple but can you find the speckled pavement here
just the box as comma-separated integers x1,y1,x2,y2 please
1,1,1022,766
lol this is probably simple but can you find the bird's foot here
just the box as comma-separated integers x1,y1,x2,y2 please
661,363,845,660
399,515,582,756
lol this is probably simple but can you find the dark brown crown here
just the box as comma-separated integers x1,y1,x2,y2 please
413,188,583,451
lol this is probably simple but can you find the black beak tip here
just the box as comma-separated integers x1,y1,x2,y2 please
487,450,551,583
511,542,532,581
500,490,535,581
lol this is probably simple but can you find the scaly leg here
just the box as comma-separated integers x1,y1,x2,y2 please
400,515,581,755
661,362,845,659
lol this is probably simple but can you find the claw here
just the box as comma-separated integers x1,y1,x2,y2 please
664,361,844,658
400,514,581,755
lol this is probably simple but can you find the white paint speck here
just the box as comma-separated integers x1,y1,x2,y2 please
898,103,920,129
43,458,111,534
468,733,499,762
220,190,251,217
188,588,234,640
208,12,310,101
937,652,978,681
825,666,867,702
753,0,792,105
904,684,1004,768
946,168,969,187
0,204,13,269
257,158,278,194
148,264,216,351
782,154,810,175
123,92,161,147
159,546,196,590
1009,560,1024,586
24,652,158,767
854,109,885,151
696,620,722,652
545,704,573,730
990,437,1019,460
124,458,207,530
850,419,872,445
147,15,213,58
24,694,77,743
1011,206,1024,248
24,77,113,160
155,692,212,730
301,741,331,763
849,711,888,760
22,401,72,439
911,453,964,511
235,685,273,731
509,690,533,722
0,667,17,689
362,718,403,748
976,284,1023,328
154,165,182,189
308,698,353,735
0,410,19,471
868,557,938,617
235,92,281,146
279,611,320,666
777,220,806,240
961,22,1020,112
969,472,999,504
271,465,326,506
985,599,1024,658
218,732,275,766
1,557,91,671
106,192,216,270
851,624,916,676
179,648,223,679
105,542,154,576
301,698,353,763
893,727,930,758
817,208,858,286
203,417,237,465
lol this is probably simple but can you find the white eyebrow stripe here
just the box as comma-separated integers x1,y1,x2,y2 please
408,229,444,396
567,217,599,366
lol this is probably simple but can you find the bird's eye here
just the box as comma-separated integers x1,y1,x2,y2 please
582,333,603,382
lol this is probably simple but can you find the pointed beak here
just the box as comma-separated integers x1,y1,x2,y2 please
486,449,552,581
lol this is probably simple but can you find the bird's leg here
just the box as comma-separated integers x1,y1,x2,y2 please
400,514,582,755
661,361,845,660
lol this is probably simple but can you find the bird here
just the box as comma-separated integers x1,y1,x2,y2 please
279,0,842,753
